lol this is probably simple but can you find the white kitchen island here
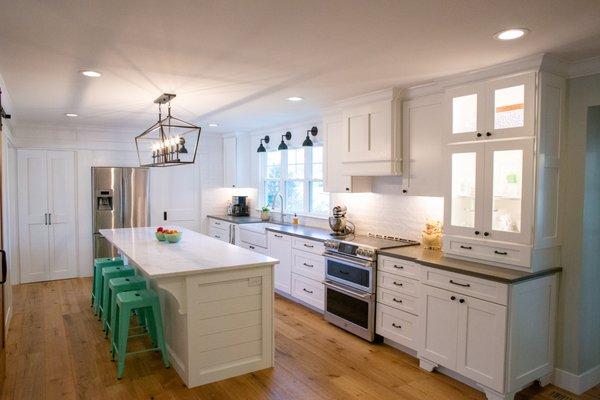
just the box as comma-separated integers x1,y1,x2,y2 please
99,227,278,388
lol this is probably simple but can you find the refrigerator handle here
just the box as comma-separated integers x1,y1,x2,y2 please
163,211,168,221
0,249,7,284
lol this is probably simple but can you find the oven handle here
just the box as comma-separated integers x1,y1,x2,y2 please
323,251,375,268
323,280,374,300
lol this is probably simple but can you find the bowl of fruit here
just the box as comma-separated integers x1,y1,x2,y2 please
164,229,182,243
155,227,166,241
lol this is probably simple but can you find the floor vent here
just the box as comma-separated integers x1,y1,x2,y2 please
549,391,574,400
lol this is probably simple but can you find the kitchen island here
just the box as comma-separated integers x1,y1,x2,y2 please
99,227,278,388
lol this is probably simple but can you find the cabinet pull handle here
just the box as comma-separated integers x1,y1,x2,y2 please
44,213,48,225
460,245,472,250
163,211,168,221
393,281,403,287
486,132,492,137
215,221,221,225
303,263,314,268
393,265,404,269
484,232,490,237
303,244,314,248
449,279,470,287
214,235,220,239
476,132,482,137
338,270,350,275
392,298,403,303
302,288,313,294
392,323,402,329
494,250,508,255
48,213,52,225
274,234,283,238
249,245,255,249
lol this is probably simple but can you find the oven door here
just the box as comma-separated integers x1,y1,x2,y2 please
324,280,376,341
324,251,375,293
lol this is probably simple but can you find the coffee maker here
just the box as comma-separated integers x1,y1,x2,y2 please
229,196,250,216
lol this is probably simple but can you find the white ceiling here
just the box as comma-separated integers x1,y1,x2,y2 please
1,0,600,134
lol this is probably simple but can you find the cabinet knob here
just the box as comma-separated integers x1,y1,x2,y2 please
402,189,407,194
484,232,490,237
459,298,465,303
450,296,456,301
474,230,480,235
345,188,350,192
476,132,482,137
486,132,492,137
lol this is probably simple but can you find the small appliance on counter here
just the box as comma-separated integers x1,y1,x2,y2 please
228,195,250,216
328,205,355,237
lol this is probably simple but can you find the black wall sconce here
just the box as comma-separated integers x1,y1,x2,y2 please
278,131,292,150
256,135,270,152
302,126,318,147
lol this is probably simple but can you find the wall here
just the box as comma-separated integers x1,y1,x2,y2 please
555,72,600,392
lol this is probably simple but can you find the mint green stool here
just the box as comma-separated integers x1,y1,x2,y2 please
92,257,124,315
99,265,134,325
113,289,169,379
105,275,147,340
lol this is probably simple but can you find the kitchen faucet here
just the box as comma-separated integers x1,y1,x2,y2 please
271,192,285,223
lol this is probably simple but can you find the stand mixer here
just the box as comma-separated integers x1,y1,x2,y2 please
328,205,355,237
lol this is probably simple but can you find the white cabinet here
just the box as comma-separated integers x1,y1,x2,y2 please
207,217,238,244
223,134,250,188
444,72,536,143
18,150,77,283
267,231,292,294
323,117,372,193
337,88,402,176
150,163,200,231
401,95,444,196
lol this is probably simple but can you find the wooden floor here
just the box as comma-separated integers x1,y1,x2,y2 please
1,279,598,400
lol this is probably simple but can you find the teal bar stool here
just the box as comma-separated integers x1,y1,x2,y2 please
105,275,148,340
99,265,134,324
92,257,124,315
113,289,169,379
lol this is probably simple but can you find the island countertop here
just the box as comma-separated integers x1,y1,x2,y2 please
100,227,278,279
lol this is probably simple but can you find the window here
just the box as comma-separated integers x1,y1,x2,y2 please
261,145,329,216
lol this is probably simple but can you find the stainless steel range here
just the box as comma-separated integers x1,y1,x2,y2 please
322,234,419,342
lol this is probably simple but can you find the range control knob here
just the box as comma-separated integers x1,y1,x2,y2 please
356,248,365,256
364,250,375,259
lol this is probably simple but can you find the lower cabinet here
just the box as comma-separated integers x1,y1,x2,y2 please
267,232,292,294
207,218,238,244
376,303,418,350
291,273,324,310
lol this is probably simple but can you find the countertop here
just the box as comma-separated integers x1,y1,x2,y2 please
207,215,264,224
100,227,278,278
379,245,561,283
265,224,332,242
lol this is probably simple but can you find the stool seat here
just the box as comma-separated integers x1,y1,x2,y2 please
99,265,134,325
106,276,147,341
92,257,123,314
113,289,169,379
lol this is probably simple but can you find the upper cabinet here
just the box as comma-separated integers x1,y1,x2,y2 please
338,89,402,176
442,70,565,272
223,134,250,188
444,72,536,143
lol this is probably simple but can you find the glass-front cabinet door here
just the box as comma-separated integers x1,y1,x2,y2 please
484,72,536,139
482,138,534,244
445,83,486,143
444,143,485,237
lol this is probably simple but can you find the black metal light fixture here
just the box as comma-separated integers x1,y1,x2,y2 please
135,93,201,167
257,135,270,153
278,131,292,150
302,126,318,147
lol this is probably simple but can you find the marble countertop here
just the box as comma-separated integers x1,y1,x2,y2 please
207,215,265,224
100,227,278,279
379,245,561,283
265,224,332,242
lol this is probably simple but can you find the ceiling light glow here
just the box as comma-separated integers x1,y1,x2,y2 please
493,28,529,41
287,96,303,102
208,123,219,127
65,113,79,117
81,70,102,77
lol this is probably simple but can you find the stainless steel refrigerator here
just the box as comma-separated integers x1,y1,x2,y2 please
92,167,150,259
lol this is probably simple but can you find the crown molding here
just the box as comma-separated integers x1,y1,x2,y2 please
568,55,600,79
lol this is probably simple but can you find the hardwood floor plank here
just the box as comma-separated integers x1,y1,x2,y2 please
1,278,598,400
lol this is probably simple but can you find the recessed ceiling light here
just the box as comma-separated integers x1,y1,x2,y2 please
493,28,529,41
208,123,219,127
80,70,102,77
65,113,79,117
287,96,303,102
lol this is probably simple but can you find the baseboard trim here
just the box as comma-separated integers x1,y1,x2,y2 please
554,365,600,395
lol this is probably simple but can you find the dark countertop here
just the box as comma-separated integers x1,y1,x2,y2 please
379,245,561,284
207,215,265,224
265,224,332,242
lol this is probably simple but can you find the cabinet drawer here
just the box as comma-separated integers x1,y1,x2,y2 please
208,226,228,242
209,218,228,229
239,241,268,255
292,237,324,256
379,255,420,280
421,267,508,305
444,236,531,268
377,288,418,315
377,271,419,297
376,303,418,350
291,273,324,311
292,249,324,281
268,231,292,245
239,228,267,248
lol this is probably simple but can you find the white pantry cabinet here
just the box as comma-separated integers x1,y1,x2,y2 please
338,88,402,176
323,117,372,193
442,71,565,272
18,150,77,283
444,72,536,143
401,94,444,197
267,231,292,294
223,134,250,188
